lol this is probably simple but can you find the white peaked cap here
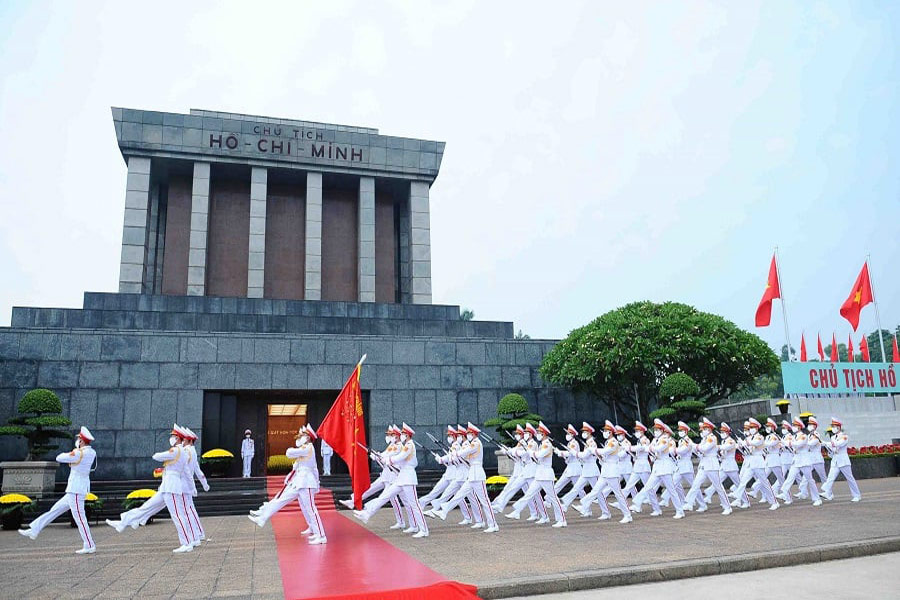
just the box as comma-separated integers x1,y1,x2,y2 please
244,429,252,434
78,426,94,442
401,422,415,436
466,422,481,434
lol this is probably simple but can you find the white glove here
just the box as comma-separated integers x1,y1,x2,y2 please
202,481,210,492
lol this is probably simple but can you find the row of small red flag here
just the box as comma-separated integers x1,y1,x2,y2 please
797,331,900,363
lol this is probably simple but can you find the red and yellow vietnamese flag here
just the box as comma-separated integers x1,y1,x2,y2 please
860,335,870,362
317,357,371,510
755,254,781,327
893,336,900,363
830,333,839,363
847,334,854,363
840,262,874,331
799,333,807,362
817,334,825,361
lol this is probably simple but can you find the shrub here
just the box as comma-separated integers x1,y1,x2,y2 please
659,373,701,400
267,455,294,475
0,389,72,459
484,393,543,446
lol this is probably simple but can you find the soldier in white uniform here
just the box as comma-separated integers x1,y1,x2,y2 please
821,417,861,502
553,424,583,496
807,416,829,484
778,420,795,496
426,425,480,526
354,423,429,538
730,418,779,510
241,429,255,478
661,422,694,507
250,425,327,544
751,418,785,498
180,427,210,545
631,419,685,519
419,426,460,509
575,420,631,523
340,425,410,529
621,422,656,509
505,422,567,527
559,422,601,512
683,418,732,514
19,426,97,554
704,422,747,508
490,425,535,517
778,417,821,506
320,439,333,476
615,425,633,486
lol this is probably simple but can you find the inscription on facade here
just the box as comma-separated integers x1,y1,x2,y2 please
208,127,365,162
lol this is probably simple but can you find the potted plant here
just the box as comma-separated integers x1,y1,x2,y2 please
266,455,293,475
69,493,103,527
776,399,791,415
483,393,543,476
200,448,235,477
0,389,73,498
0,493,36,530
122,489,157,524
485,475,509,500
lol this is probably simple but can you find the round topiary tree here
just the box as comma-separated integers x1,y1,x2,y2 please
650,373,707,432
484,393,543,446
0,389,73,460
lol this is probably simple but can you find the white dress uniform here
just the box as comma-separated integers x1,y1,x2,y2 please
704,428,747,506
683,423,731,513
560,424,601,511
808,430,828,482
616,432,634,483
434,425,498,532
254,427,327,543
181,435,209,543
821,418,861,501
491,435,533,514
779,427,821,504
357,424,429,537
346,427,410,527
22,427,97,553
154,439,199,550
631,422,684,518
621,424,655,506
320,439,333,476
553,432,583,495
661,426,694,505
730,424,778,509
508,424,566,526
429,435,478,524
418,429,457,508
577,425,630,521
241,433,255,478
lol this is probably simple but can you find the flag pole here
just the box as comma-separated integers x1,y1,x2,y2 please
865,256,888,362
774,247,793,362
357,354,368,367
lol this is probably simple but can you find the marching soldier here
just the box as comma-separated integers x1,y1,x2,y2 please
807,416,829,484
662,421,694,507
340,425,410,530
559,422,601,512
490,425,540,520
505,422,567,527
704,422,747,508
615,425,633,486
419,426,460,510
683,418,732,514
630,419,685,519
354,423,430,538
730,418,779,510
576,420,631,523
821,417,861,502
778,417,821,506
621,421,657,511
426,425,481,526
241,429,255,478
250,425,327,544
19,426,97,554
553,424,583,496
752,418,785,498
181,427,210,545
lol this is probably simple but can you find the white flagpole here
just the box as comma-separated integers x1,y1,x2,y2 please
865,256,888,362
774,247,793,362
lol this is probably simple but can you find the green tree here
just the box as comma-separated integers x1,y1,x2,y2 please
483,393,542,446
0,389,73,460
460,308,475,321
780,344,796,362
730,372,783,400
539,301,778,420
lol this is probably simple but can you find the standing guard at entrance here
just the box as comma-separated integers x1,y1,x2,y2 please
241,430,255,478
320,439,334,476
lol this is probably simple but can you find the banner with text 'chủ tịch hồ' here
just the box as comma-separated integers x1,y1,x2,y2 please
781,361,898,395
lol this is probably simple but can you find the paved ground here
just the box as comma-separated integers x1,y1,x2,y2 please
2,514,283,599
1,478,897,599
502,551,900,599
356,478,900,595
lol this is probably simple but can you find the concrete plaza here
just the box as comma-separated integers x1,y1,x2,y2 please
0,478,897,599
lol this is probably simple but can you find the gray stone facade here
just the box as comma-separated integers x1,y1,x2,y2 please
0,293,603,480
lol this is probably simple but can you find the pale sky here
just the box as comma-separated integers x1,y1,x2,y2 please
1,1,897,354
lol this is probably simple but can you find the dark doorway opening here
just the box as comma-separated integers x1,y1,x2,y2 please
202,389,368,477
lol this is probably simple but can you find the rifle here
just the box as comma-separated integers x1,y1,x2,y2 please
497,430,537,463
356,441,398,472
425,431,469,466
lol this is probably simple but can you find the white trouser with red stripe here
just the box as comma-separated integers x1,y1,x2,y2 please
440,480,496,529
163,492,197,546
634,473,684,514
27,493,95,550
821,463,861,499
560,475,598,511
364,482,429,534
429,480,477,522
684,468,729,509
511,479,566,524
257,487,326,538
579,477,627,518
184,494,206,540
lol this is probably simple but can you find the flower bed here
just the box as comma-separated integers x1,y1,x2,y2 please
267,455,293,475
847,444,900,458
201,448,234,477
0,493,35,530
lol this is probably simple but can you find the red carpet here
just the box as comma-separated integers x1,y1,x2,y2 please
265,476,480,600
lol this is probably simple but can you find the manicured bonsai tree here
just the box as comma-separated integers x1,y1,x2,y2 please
484,393,543,446
0,389,72,460
649,373,706,432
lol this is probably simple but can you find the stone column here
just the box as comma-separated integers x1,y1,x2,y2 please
248,167,267,298
187,162,210,296
358,177,376,302
409,181,432,304
118,156,151,294
304,172,323,300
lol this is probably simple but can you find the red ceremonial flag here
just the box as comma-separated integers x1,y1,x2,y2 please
847,334,854,363
830,333,839,363
860,335,870,362
840,262,874,331
799,333,807,362
817,334,825,361
755,254,781,327
893,336,900,363
316,358,371,510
